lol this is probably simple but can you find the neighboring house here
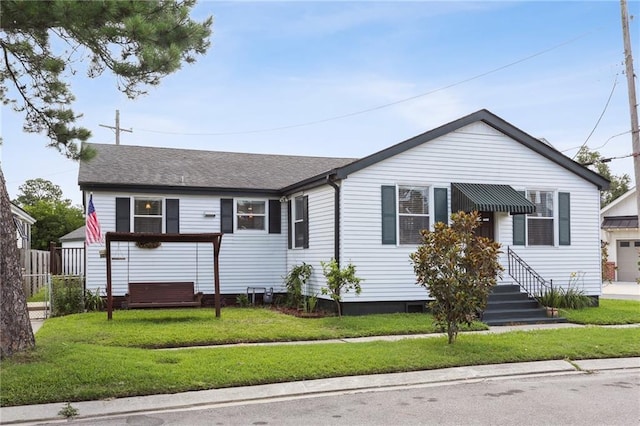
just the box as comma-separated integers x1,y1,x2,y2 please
11,203,35,250
57,225,86,276
600,187,639,282
59,225,86,249
78,109,609,314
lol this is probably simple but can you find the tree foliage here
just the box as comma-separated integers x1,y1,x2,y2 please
1,0,212,160
320,259,362,318
23,199,84,250
14,178,64,206
0,0,212,358
410,211,503,344
575,147,630,207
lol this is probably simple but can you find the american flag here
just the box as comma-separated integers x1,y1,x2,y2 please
86,194,102,245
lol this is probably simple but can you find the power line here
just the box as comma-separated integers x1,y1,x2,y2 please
571,74,618,160
560,130,631,153
136,29,600,137
581,151,639,166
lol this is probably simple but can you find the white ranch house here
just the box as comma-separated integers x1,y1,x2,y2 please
79,110,609,315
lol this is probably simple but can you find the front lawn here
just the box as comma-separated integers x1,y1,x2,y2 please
562,299,640,324
34,308,486,348
2,326,638,406
2,303,639,407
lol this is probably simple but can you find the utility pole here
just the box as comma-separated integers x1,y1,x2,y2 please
620,0,640,213
99,110,132,145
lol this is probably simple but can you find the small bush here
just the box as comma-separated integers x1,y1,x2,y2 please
51,276,84,316
321,258,362,318
536,287,594,309
84,287,104,312
284,263,313,308
236,293,250,307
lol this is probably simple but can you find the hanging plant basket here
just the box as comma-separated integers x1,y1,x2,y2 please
135,241,162,249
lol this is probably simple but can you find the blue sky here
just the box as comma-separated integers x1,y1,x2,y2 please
2,1,638,207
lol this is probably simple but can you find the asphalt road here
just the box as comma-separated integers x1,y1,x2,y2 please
52,369,640,426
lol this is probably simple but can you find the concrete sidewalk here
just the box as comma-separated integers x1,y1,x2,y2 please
2,357,638,425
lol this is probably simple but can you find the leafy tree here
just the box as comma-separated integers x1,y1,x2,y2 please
0,0,212,358
14,178,64,206
410,211,503,344
320,258,362,318
575,147,630,207
23,200,84,250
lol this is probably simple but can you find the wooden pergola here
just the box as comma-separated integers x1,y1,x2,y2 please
104,232,223,320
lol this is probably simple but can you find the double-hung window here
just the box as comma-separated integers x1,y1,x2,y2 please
526,190,554,246
398,186,430,245
134,198,162,233
236,200,265,231
293,195,308,248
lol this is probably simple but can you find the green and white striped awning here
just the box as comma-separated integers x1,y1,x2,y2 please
451,183,535,214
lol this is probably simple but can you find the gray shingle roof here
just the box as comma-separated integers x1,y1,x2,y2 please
60,226,86,241
79,144,356,191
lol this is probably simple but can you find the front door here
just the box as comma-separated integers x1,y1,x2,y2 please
475,211,495,240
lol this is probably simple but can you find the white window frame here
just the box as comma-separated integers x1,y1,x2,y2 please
235,199,267,232
293,195,307,249
397,184,431,245
133,197,164,233
525,189,556,247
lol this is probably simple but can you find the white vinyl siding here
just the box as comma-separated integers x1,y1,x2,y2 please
339,121,602,301
85,192,287,296
286,186,336,298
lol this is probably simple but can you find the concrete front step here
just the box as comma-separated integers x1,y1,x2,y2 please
483,284,568,326
485,299,540,310
482,308,550,321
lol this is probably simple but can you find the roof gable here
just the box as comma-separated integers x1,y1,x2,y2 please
333,109,610,190
600,187,636,215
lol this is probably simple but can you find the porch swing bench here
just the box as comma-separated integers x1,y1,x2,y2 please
125,282,203,308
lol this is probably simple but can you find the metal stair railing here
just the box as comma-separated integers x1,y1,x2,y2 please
507,246,553,301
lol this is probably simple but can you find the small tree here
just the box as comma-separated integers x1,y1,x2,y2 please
320,259,362,318
410,211,503,344
283,263,313,309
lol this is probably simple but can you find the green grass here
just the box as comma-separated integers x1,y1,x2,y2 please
34,308,486,349
2,303,639,407
27,286,48,303
562,299,640,324
2,327,638,406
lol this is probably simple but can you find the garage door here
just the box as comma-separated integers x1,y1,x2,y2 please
617,240,640,282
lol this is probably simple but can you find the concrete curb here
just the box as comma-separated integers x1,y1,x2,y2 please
2,357,639,425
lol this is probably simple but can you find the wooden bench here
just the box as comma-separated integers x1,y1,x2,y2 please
125,282,203,308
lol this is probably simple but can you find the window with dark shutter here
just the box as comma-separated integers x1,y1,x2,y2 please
166,199,179,233
220,199,234,233
293,195,308,248
381,186,396,244
558,192,570,246
269,200,281,234
434,187,448,224
115,197,130,232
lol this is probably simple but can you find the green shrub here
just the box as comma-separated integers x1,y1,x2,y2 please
236,293,250,307
51,276,84,316
284,263,313,308
536,287,594,309
84,287,104,312
321,258,362,318
410,211,503,344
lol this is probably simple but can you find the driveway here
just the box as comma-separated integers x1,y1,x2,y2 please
601,281,640,300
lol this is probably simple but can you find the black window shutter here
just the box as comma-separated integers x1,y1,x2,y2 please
221,199,234,233
381,186,396,244
303,195,309,249
287,200,292,249
434,187,448,224
558,192,570,246
166,199,179,233
269,199,281,234
115,197,130,232
512,190,526,245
